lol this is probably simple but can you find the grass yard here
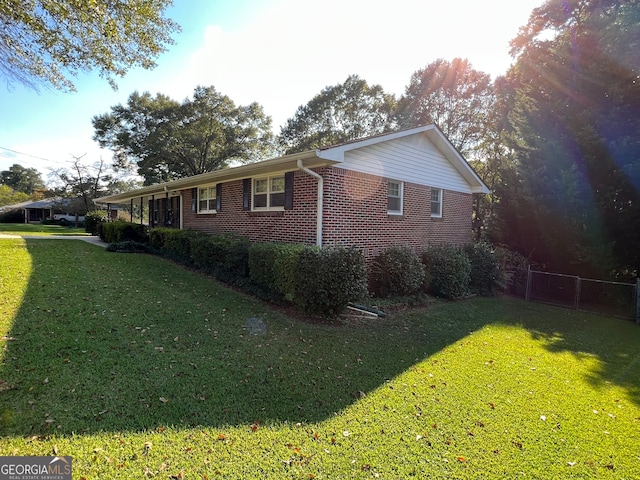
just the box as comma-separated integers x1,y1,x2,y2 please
0,222,89,236
0,238,639,479
0,223,89,237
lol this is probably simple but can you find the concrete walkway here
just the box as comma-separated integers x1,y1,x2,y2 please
0,234,109,248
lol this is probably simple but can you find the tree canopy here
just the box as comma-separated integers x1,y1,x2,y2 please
93,86,275,185
396,58,495,158
491,0,640,277
278,75,397,154
0,164,45,194
0,184,29,207
0,0,179,91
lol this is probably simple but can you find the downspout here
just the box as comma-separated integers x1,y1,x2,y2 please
297,159,323,247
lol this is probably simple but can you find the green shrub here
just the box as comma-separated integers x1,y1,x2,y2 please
248,243,282,289
293,246,367,317
148,227,170,250
422,244,471,299
190,233,250,284
148,228,206,264
248,243,306,301
101,221,148,243
84,210,108,235
370,245,426,298
273,244,305,301
464,241,500,295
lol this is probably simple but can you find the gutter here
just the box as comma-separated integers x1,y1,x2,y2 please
297,158,323,247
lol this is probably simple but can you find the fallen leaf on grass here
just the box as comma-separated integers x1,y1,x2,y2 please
457,456,466,463
159,397,169,403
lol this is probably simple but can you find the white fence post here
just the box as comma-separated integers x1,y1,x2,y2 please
525,266,531,302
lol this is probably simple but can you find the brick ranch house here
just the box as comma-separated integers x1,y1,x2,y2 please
96,124,489,259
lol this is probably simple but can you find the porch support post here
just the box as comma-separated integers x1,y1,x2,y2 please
130,199,133,222
150,195,155,228
140,197,143,225
165,191,169,227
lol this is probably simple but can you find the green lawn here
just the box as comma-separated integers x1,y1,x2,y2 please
1,238,639,479
0,222,89,236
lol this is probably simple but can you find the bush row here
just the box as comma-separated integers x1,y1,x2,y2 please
138,228,368,316
99,221,148,244
370,242,529,299
104,225,527,313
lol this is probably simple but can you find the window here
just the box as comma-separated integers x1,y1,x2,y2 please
431,188,442,218
253,175,285,210
387,180,403,214
198,185,217,213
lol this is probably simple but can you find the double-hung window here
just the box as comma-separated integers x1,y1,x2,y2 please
431,187,442,218
198,185,217,213
387,180,403,215
253,176,285,210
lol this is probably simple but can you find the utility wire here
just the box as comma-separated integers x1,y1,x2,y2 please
0,145,66,164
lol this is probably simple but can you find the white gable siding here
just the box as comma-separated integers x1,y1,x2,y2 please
339,133,472,193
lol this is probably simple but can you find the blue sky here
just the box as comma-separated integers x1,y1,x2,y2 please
0,0,543,182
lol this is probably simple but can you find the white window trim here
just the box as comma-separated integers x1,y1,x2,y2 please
252,175,285,211
387,180,403,215
431,187,443,218
197,184,217,214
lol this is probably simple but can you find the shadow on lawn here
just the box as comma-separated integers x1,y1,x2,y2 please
0,240,491,437
499,299,640,408
1,240,638,438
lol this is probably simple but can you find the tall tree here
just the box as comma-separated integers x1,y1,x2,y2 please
496,0,640,277
93,86,275,185
0,164,45,194
0,0,179,91
396,58,495,159
0,184,30,207
278,75,397,154
48,155,117,213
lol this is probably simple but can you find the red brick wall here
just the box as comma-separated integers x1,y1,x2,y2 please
182,173,318,245
321,168,472,259
180,167,473,256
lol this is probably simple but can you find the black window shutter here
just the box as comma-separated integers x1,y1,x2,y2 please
191,188,197,212
284,171,294,210
242,179,251,210
216,183,222,211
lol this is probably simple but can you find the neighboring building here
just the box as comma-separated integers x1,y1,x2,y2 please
95,125,489,259
18,198,113,224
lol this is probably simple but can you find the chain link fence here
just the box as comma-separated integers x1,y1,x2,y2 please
502,267,639,322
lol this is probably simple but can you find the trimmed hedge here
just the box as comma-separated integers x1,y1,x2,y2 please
293,246,368,316
190,233,250,284
248,242,306,301
370,245,427,298
100,221,148,243
148,228,207,264
422,244,471,299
